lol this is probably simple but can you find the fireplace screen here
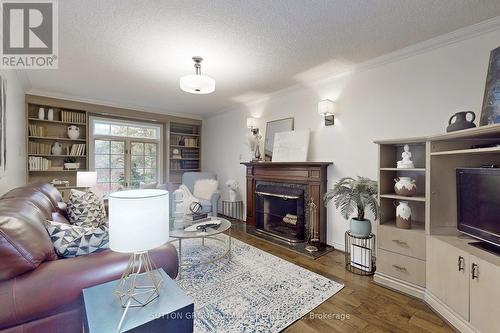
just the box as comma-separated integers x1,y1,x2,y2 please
255,184,305,243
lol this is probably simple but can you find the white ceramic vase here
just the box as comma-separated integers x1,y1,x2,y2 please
52,142,63,155
394,177,417,196
394,201,412,229
38,107,45,120
67,125,80,139
47,108,54,121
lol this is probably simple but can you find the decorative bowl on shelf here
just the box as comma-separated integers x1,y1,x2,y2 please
64,162,80,170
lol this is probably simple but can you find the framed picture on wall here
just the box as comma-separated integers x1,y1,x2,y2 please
480,46,500,126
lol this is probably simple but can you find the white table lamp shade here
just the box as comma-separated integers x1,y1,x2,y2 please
77,171,97,188
109,190,169,253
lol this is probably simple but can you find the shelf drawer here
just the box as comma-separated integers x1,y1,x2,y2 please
377,249,426,287
378,224,426,260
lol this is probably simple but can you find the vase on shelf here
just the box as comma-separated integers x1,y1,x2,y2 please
446,111,476,132
52,142,63,155
38,107,45,120
47,109,54,121
394,201,412,229
67,125,80,139
394,177,417,196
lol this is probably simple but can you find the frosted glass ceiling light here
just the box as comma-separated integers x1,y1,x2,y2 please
180,56,215,94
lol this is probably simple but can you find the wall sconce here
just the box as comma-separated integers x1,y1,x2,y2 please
318,99,336,126
246,117,259,134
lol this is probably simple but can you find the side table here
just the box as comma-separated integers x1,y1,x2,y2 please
345,231,376,276
219,200,243,220
83,269,194,333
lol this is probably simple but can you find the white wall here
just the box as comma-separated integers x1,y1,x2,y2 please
0,71,26,195
202,27,500,249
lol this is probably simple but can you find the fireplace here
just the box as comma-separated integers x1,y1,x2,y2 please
241,162,332,255
255,183,306,243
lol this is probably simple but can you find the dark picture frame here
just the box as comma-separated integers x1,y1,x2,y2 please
480,46,500,126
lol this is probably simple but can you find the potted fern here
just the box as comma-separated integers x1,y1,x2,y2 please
324,176,379,237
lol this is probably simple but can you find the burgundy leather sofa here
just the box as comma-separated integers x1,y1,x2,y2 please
0,183,179,333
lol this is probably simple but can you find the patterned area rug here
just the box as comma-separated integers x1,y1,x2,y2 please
173,235,344,333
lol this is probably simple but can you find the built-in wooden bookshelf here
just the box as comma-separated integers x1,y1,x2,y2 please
168,122,201,189
26,102,88,197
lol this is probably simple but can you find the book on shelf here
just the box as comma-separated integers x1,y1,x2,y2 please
170,134,199,147
28,124,45,137
28,141,52,155
60,110,86,123
28,156,51,171
69,143,86,156
170,160,199,170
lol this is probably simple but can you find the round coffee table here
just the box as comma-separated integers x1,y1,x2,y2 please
169,217,232,279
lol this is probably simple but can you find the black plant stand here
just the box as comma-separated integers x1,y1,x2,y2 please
345,231,376,276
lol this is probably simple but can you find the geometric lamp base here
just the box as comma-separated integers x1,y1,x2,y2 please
115,251,163,308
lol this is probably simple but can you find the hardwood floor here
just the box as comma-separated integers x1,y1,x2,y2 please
228,222,455,333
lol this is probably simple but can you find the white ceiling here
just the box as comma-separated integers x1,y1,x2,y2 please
22,0,500,116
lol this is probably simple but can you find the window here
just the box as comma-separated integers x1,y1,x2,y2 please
90,118,162,195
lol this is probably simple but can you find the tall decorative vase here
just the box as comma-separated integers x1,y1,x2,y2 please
38,107,45,120
47,108,54,121
394,201,412,229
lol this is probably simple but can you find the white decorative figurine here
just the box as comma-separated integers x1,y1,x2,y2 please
397,144,414,169
226,179,239,202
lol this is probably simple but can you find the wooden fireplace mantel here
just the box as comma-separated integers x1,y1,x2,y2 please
241,161,332,245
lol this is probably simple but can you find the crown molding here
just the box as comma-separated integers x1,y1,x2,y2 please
25,89,203,120
206,16,500,117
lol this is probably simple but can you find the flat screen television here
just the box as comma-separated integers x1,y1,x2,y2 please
457,168,500,248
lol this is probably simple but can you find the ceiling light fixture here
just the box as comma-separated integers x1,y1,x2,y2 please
179,56,215,94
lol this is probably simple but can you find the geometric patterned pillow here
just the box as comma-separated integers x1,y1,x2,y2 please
66,189,107,227
43,220,109,258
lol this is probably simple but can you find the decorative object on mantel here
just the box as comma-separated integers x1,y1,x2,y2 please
480,46,500,126
317,99,336,126
305,197,319,253
394,200,412,229
225,179,239,202
324,176,379,238
272,130,310,162
38,107,45,120
446,111,476,132
396,144,414,168
179,56,216,94
246,117,262,161
345,231,376,275
67,125,80,139
51,142,63,155
264,117,294,161
394,177,417,196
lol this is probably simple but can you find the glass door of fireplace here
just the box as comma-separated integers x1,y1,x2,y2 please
255,184,305,243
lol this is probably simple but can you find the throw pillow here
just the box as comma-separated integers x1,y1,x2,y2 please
43,220,109,258
193,179,218,201
66,189,107,227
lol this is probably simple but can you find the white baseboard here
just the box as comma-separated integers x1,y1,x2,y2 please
373,272,426,299
424,291,478,333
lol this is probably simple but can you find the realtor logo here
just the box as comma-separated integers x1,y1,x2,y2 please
1,0,58,69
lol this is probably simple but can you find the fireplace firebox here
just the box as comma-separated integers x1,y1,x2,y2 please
255,183,306,243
